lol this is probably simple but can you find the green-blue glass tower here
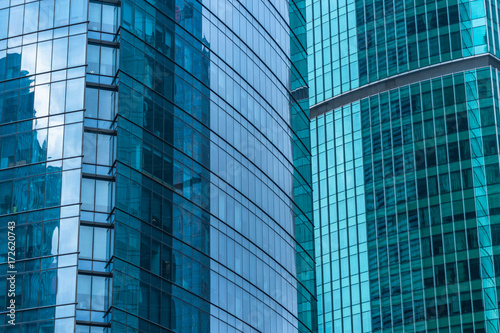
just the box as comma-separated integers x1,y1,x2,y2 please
310,0,500,332
0,0,316,332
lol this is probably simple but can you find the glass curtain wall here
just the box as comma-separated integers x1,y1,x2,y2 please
310,0,500,332
291,0,318,332
0,0,317,332
0,0,88,331
76,1,118,332
112,0,318,332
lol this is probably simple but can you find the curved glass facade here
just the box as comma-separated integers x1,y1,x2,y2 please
113,0,316,331
308,0,494,105
0,0,316,332
310,0,500,332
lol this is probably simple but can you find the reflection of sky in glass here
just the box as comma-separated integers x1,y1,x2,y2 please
21,45,36,74
49,81,66,114
33,115,48,129
34,84,49,117
56,267,77,304
37,40,52,73
61,169,81,205
312,106,371,332
59,217,79,253
52,226,59,256
63,123,82,158
52,38,68,71
47,125,64,160
0,2,89,332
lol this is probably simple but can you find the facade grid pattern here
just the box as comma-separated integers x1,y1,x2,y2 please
0,0,317,333
309,0,500,332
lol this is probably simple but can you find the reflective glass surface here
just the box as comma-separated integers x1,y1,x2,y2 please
312,104,371,332
307,0,492,105
313,68,500,332
0,0,87,331
111,0,316,331
0,0,316,332
310,0,500,332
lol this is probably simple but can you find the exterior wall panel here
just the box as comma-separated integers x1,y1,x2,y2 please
310,0,500,332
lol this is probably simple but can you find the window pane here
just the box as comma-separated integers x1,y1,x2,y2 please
45,172,61,207
83,132,97,164
102,4,118,33
91,276,106,310
54,0,70,26
56,267,76,304
52,37,68,71
87,44,100,74
21,44,37,76
70,0,87,24
98,89,113,119
85,88,98,118
61,169,81,205
8,5,23,37
6,48,21,79
42,220,59,256
35,84,50,117
39,0,55,31
77,275,91,309
23,2,39,33
100,46,115,76
50,81,66,115
93,227,107,260
37,41,52,73
59,217,78,253
32,129,48,163
79,226,93,258
66,78,84,111
63,123,83,158
0,8,8,39
89,2,101,31
0,181,12,214
47,126,64,160
81,178,95,211
12,178,28,212
68,34,86,67
94,180,109,212
96,134,112,165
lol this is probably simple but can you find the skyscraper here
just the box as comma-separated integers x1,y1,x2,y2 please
309,0,500,332
0,1,316,332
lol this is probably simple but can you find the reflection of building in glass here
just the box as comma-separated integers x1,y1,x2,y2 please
0,1,88,331
310,1,500,332
0,1,316,332
291,1,318,331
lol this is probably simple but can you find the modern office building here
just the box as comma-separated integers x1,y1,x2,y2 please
0,0,316,332
309,0,500,332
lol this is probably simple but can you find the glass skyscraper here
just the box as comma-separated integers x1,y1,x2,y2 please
0,0,316,332
310,0,500,332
